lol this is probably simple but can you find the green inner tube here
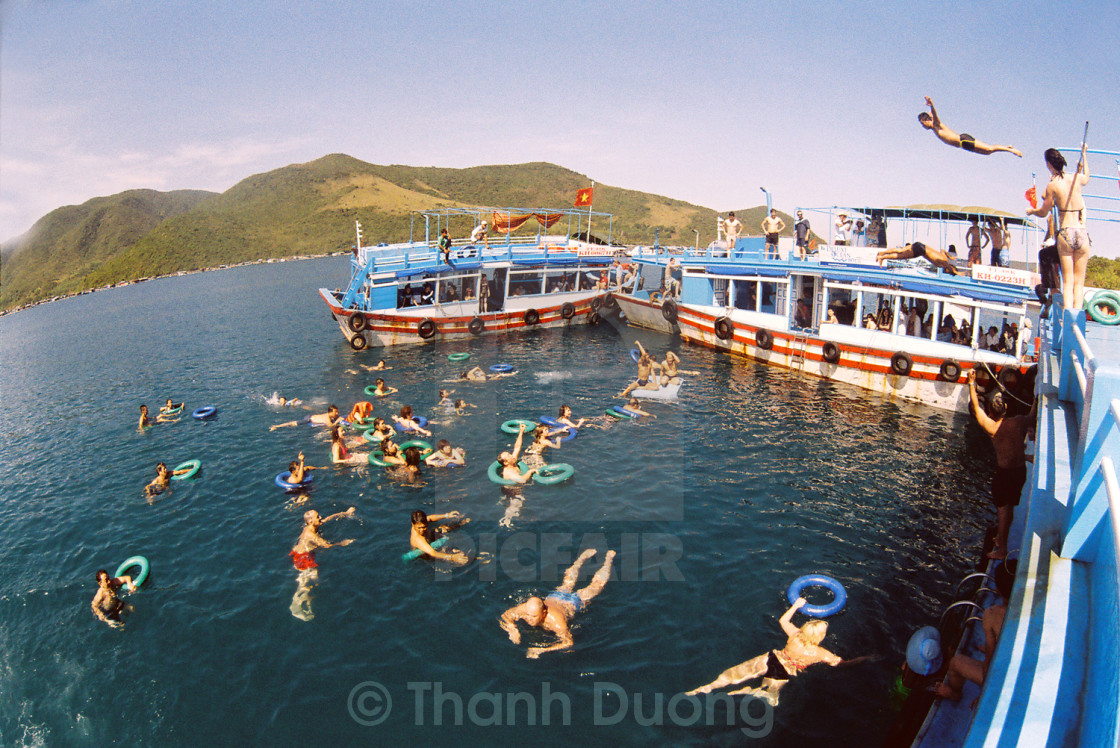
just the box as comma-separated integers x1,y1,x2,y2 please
401,536,449,562
363,385,382,397
114,555,150,588
368,451,393,467
171,459,201,481
1088,294,1120,326
161,406,183,416
448,352,471,362
362,428,385,442
350,417,377,430
488,459,528,485
500,418,538,434
532,463,575,485
399,439,434,457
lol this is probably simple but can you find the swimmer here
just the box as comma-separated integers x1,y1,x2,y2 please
525,424,563,462
409,510,470,564
379,437,405,466
92,568,136,628
659,351,699,386
392,405,432,437
499,548,616,658
270,404,342,431
330,425,368,465
453,398,476,415
157,398,184,421
462,367,488,382
346,401,374,423
686,598,870,706
289,506,356,621
498,423,541,484
876,243,960,275
437,389,454,408
425,439,466,467
556,405,586,430
285,452,324,484
918,96,1022,157
144,461,193,497
623,397,655,418
138,404,153,429
366,417,394,442
618,341,660,397
370,378,398,397
387,445,424,484
361,360,390,371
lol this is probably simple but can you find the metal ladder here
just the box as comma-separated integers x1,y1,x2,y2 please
789,332,809,371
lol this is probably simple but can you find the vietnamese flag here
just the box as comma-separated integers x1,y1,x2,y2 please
1025,185,1038,209
575,187,594,207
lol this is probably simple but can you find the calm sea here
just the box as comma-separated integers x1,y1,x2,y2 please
0,257,996,746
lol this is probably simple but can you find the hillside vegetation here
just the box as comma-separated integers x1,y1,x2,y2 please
0,155,793,311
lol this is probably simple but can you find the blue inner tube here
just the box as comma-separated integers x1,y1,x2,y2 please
275,471,314,490
489,363,514,373
191,406,217,419
393,415,429,432
114,556,150,588
539,415,563,427
171,459,201,481
787,574,847,617
532,463,575,485
401,537,449,562
618,407,641,418
608,406,637,419
557,426,577,442
488,459,528,485
630,348,641,363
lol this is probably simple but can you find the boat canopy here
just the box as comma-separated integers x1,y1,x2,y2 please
850,205,1037,227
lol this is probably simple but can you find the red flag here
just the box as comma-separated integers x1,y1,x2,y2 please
575,187,594,207
1025,185,1038,209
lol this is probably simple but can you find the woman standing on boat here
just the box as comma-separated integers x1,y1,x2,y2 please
1027,144,1091,310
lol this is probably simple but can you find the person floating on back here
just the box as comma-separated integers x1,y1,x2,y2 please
918,97,1022,157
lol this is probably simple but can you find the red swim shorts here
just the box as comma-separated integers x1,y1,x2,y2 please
290,550,318,570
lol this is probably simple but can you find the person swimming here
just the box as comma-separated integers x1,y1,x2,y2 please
379,437,405,466
330,425,368,465
425,439,466,467
289,507,356,621
157,398,184,421
392,405,432,436
138,404,153,429
437,389,454,408
270,404,342,431
387,445,424,484
498,423,540,484
623,397,655,417
92,568,136,628
556,404,586,430
366,417,394,442
285,452,323,484
524,424,563,465
371,378,398,397
144,461,192,497
453,398,476,415
409,509,470,564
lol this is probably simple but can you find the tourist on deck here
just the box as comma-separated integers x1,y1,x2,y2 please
441,282,459,303
92,568,136,628
875,243,960,275
932,561,1014,701
794,210,811,258
289,507,356,621
420,282,435,306
399,283,414,308
723,212,744,253
918,96,1022,157
663,258,682,299
618,341,659,398
833,213,852,246
478,273,492,312
270,404,342,431
498,423,540,484
966,218,988,267
425,439,466,467
409,510,470,564
864,314,878,330
867,215,884,248
470,220,489,249
762,209,785,259
968,370,1034,560
986,218,1009,267
499,548,616,658
1027,145,1092,310
686,597,869,706
438,228,452,263
852,220,867,247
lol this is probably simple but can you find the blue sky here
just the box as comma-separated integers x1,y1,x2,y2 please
3,0,1119,257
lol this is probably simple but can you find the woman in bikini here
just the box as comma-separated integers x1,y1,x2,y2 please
524,424,563,466
330,425,368,465
379,437,405,466
1027,145,1091,310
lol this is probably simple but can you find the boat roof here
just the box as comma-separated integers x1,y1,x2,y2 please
805,205,1039,228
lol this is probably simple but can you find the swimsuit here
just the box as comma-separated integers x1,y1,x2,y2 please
1057,227,1091,252
637,379,649,386
766,232,779,244
959,133,976,152
765,651,795,681
992,464,1027,508
546,590,584,613
290,550,318,570
911,242,928,260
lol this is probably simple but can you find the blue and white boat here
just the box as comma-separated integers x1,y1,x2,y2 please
321,207,623,349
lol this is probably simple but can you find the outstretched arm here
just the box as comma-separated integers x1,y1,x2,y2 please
323,507,357,523
779,597,806,637
511,426,526,459
499,608,525,643
967,371,999,435
526,627,574,659
924,96,942,129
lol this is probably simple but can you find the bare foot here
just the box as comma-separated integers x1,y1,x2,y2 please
986,546,1008,560
930,683,960,701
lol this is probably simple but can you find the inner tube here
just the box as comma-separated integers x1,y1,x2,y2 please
786,574,847,618
393,415,429,432
714,316,734,341
490,363,514,373
821,341,841,364
587,312,601,326
362,428,385,442
114,556,150,589
755,328,774,350
557,426,577,442
617,407,642,418
607,406,637,419
488,459,529,486
890,351,914,377
368,451,393,467
275,471,314,490
401,537,449,562
417,318,437,339
468,317,485,336
448,352,471,362
590,297,603,313
560,302,575,320
938,359,962,382
630,348,642,363
533,463,575,485
501,418,537,434
523,308,540,326
539,416,563,427
191,406,217,420
399,439,434,457
171,459,201,481
351,417,377,430
160,405,184,417
363,385,384,397
348,314,368,333
349,335,368,351
661,298,678,323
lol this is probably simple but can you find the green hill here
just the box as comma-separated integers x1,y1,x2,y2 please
0,155,793,311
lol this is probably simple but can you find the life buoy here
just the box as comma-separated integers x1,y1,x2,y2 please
533,463,575,485
590,297,603,313
755,328,773,350
714,316,734,341
393,415,429,432
171,460,201,481
500,418,536,434
1088,294,1120,325
448,352,470,362
890,351,914,377
348,314,367,333
821,341,841,364
630,348,641,363
786,574,847,618
588,312,601,326
114,556,150,588
399,439,434,457
275,471,314,490
938,359,962,382
468,317,485,335
191,406,217,420
490,363,514,373
560,302,575,320
488,459,528,486
661,298,678,323
523,308,540,326
417,318,437,339
349,335,367,351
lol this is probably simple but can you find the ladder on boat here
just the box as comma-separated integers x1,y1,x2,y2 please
789,332,809,371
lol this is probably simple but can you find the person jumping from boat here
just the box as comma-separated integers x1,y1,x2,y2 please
618,341,660,398
289,506,356,621
1027,144,1092,310
918,97,1022,157
270,404,342,431
92,568,137,628
499,548,616,658
410,510,471,564
876,242,960,275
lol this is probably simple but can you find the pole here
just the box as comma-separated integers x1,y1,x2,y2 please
587,180,595,243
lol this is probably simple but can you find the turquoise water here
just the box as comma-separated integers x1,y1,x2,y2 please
0,257,997,746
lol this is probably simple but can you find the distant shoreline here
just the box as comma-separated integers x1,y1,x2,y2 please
0,251,349,318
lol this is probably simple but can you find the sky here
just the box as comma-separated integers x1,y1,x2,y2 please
3,0,1119,258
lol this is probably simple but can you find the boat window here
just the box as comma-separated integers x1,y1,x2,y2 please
543,270,576,294
759,282,780,314
826,288,857,325
508,270,543,297
733,280,757,311
435,273,477,303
